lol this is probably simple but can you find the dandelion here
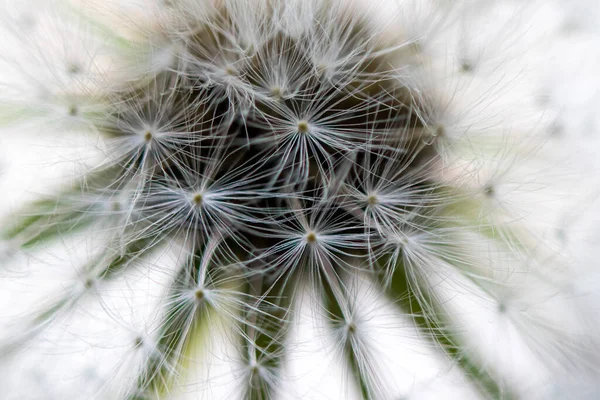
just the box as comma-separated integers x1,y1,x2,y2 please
0,0,599,399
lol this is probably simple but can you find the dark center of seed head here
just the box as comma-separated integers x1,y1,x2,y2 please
195,289,205,301
306,231,317,243
144,131,153,142
367,194,378,206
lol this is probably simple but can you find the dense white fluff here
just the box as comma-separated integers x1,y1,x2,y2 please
1,0,600,399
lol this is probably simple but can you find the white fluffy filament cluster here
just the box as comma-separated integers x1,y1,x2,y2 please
0,0,599,399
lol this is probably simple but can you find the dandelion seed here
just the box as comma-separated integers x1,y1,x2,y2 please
497,302,507,314
270,86,282,100
366,194,378,206
225,66,237,76
459,60,473,73
296,120,309,133
346,321,357,335
133,336,144,348
192,193,203,205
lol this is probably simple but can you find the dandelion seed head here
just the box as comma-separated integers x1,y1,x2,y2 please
2,0,594,399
